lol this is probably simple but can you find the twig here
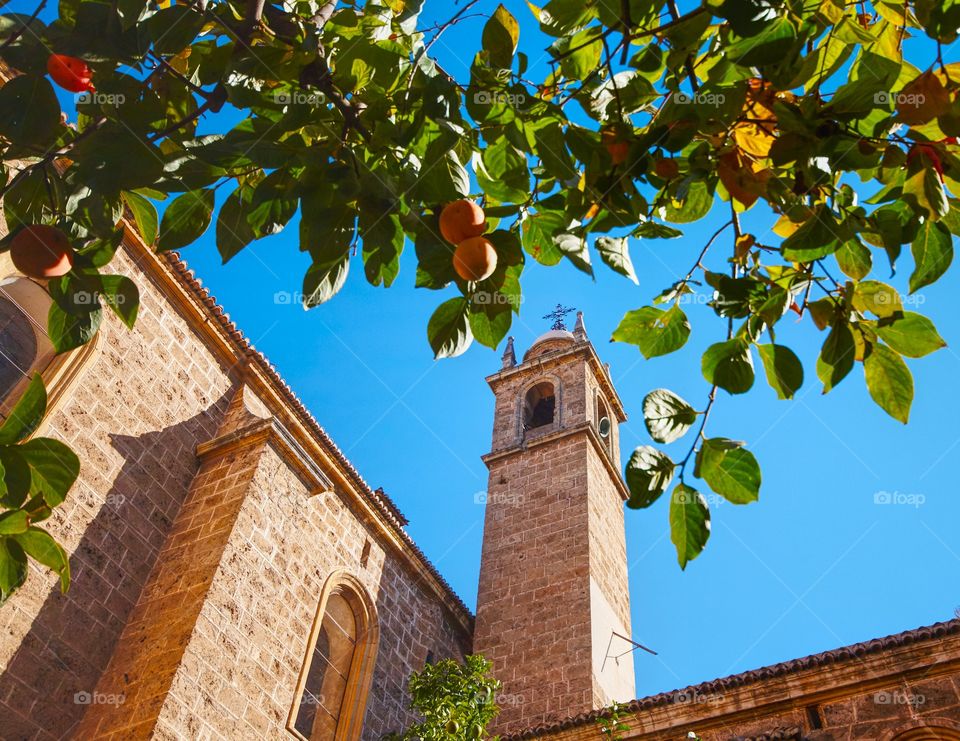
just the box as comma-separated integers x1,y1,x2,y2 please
666,0,700,92
147,84,227,141
674,219,733,297
678,386,717,482
601,35,625,122
409,0,482,82
0,117,107,200
551,25,618,62
0,0,47,50
148,52,211,99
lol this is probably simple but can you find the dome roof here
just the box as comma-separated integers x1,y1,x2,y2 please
523,329,576,361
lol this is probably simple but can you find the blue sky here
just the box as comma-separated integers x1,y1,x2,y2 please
16,0,960,699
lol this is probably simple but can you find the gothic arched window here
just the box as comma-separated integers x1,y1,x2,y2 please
0,278,56,421
290,574,378,741
523,381,555,432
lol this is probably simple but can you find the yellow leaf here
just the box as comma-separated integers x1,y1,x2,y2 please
897,71,951,126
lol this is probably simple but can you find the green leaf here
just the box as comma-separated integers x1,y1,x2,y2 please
0,538,27,604
756,344,803,400
624,446,675,509
835,238,872,280
642,389,697,444
476,139,530,203
158,189,215,252
468,298,512,350
852,280,902,319
360,211,403,288
98,274,140,329
909,220,953,294
875,312,947,358
555,233,593,276
46,301,102,354
428,297,473,360
701,338,754,394
13,438,81,507
0,510,29,535
864,344,913,423
556,26,602,80
148,5,206,55
903,164,949,220
725,16,798,67
216,184,257,263
419,149,471,202
662,181,712,224
0,375,46,445
816,323,855,393
521,210,567,266
13,527,70,593
781,206,845,262
303,251,350,308
122,191,158,247
611,306,690,359
72,127,166,194
595,237,638,285
669,484,710,570
0,75,61,147
697,438,761,505
482,4,519,68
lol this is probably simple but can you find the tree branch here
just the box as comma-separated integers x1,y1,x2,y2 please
0,0,47,51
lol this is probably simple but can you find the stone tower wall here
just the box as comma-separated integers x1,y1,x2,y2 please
475,338,634,734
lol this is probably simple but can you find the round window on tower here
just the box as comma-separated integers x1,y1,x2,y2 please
596,395,612,450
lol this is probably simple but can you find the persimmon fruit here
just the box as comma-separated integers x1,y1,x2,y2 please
601,129,629,165
9,225,75,279
654,157,679,179
453,236,498,282
47,54,95,93
439,200,487,244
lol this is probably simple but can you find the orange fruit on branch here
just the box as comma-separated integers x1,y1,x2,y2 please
601,128,630,165
439,199,487,245
453,236,498,282
9,225,75,279
47,54,95,93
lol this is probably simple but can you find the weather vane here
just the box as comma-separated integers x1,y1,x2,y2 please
543,304,576,331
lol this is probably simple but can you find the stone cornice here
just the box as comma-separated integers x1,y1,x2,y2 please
482,421,630,501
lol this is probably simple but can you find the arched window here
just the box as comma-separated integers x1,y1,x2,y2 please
0,278,56,420
523,381,555,432
290,574,378,741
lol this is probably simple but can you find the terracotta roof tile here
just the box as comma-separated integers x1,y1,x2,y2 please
504,618,960,739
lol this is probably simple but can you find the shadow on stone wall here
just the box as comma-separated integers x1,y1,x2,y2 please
0,393,229,740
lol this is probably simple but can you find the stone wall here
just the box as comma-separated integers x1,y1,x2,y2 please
476,433,596,732
0,245,234,739
476,337,634,735
0,226,473,738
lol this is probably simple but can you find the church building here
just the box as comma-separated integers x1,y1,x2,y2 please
1,171,959,740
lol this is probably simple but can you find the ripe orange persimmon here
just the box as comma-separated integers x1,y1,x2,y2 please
9,225,75,279
601,129,629,165
47,54,95,93
453,236,497,282
439,199,487,244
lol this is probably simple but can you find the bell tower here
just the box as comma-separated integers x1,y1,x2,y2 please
474,312,635,734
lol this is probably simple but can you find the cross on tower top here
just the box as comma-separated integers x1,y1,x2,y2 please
543,304,576,331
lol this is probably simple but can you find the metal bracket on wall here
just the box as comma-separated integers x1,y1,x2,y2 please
601,631,657,672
